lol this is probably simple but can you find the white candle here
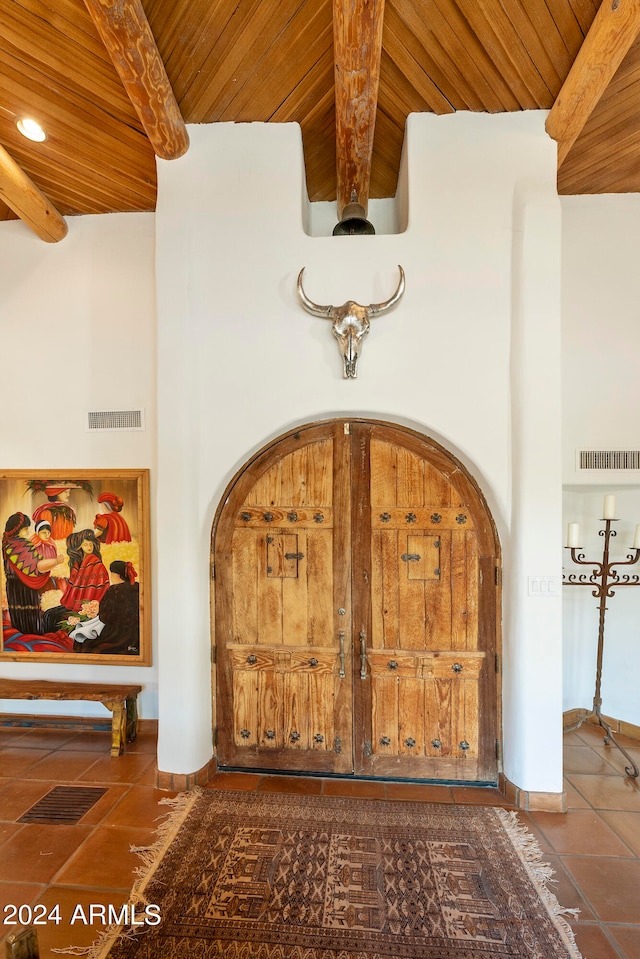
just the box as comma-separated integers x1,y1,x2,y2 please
633,525,640,550
567,523,580,548
603,494,616,519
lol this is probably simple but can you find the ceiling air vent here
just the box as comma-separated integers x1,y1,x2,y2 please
577,449,640,471
87,409,145,432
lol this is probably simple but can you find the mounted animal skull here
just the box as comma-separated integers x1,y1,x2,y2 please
296,266,405,378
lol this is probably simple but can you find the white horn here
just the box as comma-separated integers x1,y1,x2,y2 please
296,268,334,318
368,266,406,316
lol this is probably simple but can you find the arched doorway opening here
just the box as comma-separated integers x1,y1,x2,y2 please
212,419,501,782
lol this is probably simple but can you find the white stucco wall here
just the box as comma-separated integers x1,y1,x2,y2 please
562,196,640,724
0,114,570,793
154,113,564,793
0,213,158,720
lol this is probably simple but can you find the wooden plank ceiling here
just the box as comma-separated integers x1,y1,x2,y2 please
1,0,640,236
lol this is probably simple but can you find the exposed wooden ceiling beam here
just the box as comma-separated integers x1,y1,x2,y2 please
546,0,640,167
0,143,67,242
333,0,385,219
83,0,189,161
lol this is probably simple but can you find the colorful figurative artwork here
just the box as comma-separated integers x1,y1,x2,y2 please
0,470,150,665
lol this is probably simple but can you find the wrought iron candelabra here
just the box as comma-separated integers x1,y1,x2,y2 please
564,499,640,778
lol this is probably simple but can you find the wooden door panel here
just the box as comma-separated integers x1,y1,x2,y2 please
368,650,485,773
256,531,284,645
371,675,399,753
395,446,424,506
258,670,284,747
247,460,282,507
283,672,311,749
369,437,397,504
232,669,259,747
398,678,425,755
397,533,427,650
425,679,452,756
305,529,334,643
231,528,258,642
245,439,333,508
424,461,456,506
372,529,400,646
355,426,491,781
425,532,451,646
216,426,354,774
281,530,308,637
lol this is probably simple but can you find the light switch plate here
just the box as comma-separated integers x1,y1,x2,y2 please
528,575,560,597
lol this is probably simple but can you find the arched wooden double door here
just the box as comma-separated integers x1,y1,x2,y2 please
213,420,501,782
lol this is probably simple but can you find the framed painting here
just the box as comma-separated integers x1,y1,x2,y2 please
0,469,151,665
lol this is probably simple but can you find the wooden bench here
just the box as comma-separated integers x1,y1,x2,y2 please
0,679,142,757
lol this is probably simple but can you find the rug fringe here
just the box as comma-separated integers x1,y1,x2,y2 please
495,808,583,959
51,788,202,959
127,788,202,903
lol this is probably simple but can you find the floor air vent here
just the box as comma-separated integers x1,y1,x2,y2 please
577,449,640,471
18,785,108,824
87,409,145,432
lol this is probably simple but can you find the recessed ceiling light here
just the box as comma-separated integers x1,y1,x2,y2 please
16,117,47,142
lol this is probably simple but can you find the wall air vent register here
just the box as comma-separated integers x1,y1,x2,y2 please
577,449,640,471
87,409,145,432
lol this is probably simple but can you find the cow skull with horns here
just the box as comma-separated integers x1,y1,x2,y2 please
296,266,406,378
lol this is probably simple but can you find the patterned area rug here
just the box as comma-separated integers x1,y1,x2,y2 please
82,788,582,959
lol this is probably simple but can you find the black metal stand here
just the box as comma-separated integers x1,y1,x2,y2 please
563,518,640,779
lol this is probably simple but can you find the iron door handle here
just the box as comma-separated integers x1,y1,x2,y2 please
360,629,368,680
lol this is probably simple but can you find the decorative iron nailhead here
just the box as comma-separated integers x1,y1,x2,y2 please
404,737,416,747
460,740,470,751
240,729,251,739
388,660,398,670
432,739,442,749
431,513,442,524
263,512,274,522
308,657,319,667
380,512,391,522
405,512,417,523
287,511,297,522
265,730,276,740
452,662,463,673
314,733,325,743
456,513,467,524
313,512,324,523
380,736,391,746
290,731,301,742
246,655,257,665
240,512,251,522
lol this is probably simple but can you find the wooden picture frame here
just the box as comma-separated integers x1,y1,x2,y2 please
0,469,151,665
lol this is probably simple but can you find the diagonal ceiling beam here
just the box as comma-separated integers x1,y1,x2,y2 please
546,0,640,167
83,0,189,161
0,143,67,242
333,0,386,219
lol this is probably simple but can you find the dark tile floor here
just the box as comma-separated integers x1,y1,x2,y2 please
0,721,638,958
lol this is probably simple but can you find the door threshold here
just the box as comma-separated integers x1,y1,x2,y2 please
219,766,497,788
